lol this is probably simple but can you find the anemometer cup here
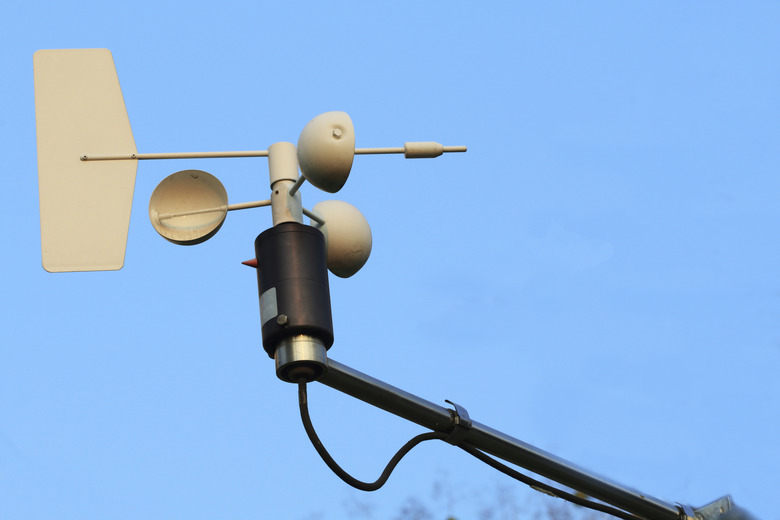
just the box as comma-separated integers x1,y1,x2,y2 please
254,222,334,383
297,111,355,193
148,170,228,245
312,200,372,278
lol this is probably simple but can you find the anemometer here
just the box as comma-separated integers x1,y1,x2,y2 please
35,49,464,382
34,49,749,520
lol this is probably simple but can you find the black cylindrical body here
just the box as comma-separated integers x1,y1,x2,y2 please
254,222,334,358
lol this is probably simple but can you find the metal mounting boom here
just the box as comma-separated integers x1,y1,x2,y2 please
318,358,738,520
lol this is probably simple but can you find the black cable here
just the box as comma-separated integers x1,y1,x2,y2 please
458,443,649,520
298,381,650,520
297,381,448,491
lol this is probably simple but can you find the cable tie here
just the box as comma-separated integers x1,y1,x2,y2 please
444,399,472,446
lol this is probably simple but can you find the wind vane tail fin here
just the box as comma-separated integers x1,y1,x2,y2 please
34,48,137,272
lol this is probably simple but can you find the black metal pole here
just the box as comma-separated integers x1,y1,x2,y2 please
318,358,682,520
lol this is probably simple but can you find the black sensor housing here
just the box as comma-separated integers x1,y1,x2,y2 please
254,222,334,358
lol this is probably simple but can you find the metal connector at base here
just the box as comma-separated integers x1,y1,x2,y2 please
275,335,328,383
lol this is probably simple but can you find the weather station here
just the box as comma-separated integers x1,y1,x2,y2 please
34,48,754,520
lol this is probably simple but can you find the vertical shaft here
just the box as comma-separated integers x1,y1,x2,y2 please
267,142,303,225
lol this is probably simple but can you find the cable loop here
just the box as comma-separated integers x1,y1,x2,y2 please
297,381,446,491
298,381,650,520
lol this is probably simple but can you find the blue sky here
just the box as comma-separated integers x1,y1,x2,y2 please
2,2,779,519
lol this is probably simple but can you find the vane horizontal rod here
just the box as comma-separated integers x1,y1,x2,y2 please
81,145,467,162
355,145,468,155
81,151,269,161
354,147,405,155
